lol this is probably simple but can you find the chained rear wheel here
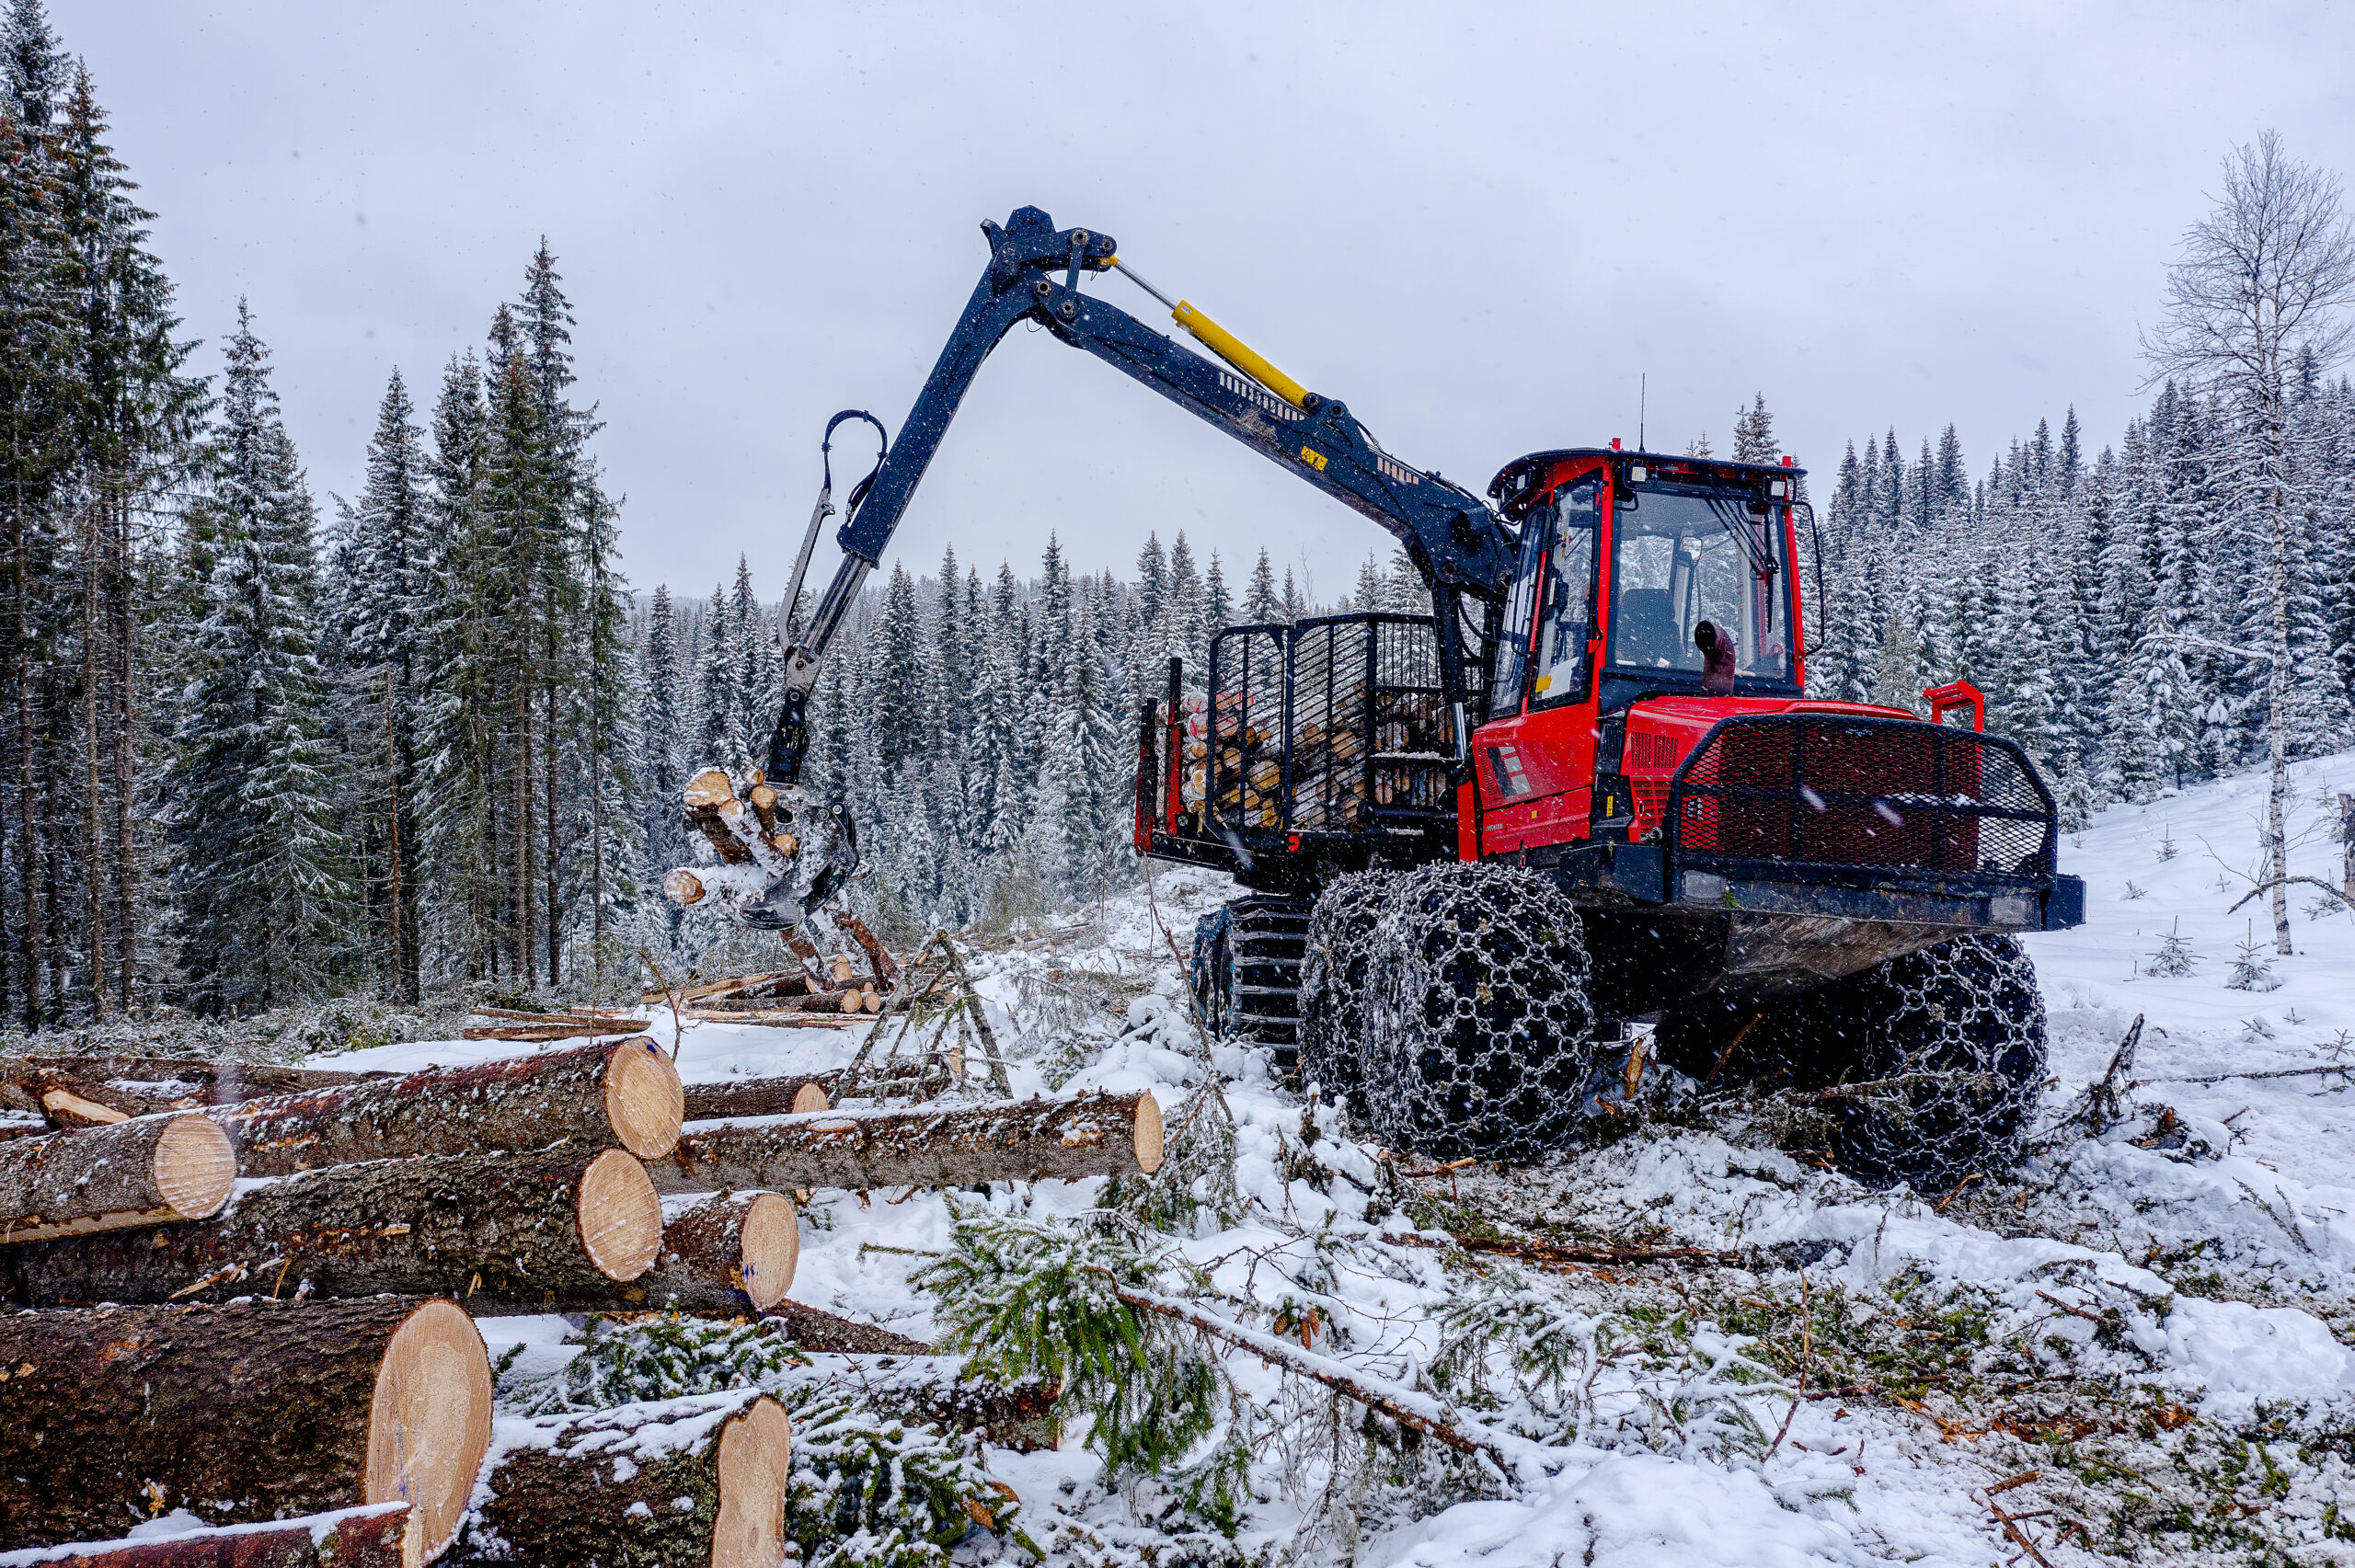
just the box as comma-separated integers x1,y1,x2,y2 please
1786,934,2047,1190
1297,872,1396,1108
1361,864,1598,1162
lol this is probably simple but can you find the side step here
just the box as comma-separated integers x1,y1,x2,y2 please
1191,895,1313,1066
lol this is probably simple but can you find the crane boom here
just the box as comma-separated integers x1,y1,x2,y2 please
767,205,1517,788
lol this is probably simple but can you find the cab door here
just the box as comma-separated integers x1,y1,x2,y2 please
1473,477,1603,854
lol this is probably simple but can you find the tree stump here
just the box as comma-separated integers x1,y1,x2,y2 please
213,1038,683,1175
0,1298,492,1568
0,1114,236,1244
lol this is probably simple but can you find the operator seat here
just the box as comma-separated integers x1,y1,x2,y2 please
1614,588,1678,668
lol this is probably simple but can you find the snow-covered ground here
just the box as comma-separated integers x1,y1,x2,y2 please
318,755,2355,1565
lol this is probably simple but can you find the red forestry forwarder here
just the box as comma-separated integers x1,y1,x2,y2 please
665,208,2085,1188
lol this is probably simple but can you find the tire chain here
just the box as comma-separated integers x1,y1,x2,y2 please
1786,934,2049,1190
1357,863,1600,1162
1297,871,1394,1107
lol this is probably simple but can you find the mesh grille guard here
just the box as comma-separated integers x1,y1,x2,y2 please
1661,713,2059,896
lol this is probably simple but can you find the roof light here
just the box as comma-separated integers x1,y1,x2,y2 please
1768,478,1788,498
1629,464,1648,483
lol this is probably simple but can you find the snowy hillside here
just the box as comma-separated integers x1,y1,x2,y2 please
312,752,2355,1566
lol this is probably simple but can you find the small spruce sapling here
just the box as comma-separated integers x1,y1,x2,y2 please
2147,919,2199,978
2227,920,2284,991
2156,826,2179,862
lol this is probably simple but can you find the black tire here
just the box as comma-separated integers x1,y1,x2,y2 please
1361,864,1599,1162
1189,909,1231,1040
1793,934,2048,1190
1297,872,1397,1107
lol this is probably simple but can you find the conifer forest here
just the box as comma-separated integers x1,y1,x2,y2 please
2,2,2353,1032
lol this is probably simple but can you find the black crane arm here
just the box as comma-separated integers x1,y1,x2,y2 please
766,205,1517,784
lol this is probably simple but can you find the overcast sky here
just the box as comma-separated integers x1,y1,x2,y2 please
68,0,2355,601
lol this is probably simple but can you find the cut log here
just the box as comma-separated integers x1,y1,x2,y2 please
460,1019,651,1043
213,1036,684,1175
39,1089,129,1128
649,1191,799,1313
0,1114,236,1245
0,1148,664,1313
761,1299,929,1353
0,1058,385,1125
448,1391,789,1568
647,1091,1164,1196
0,1505,409,1566
682,1076,833,1122
780,1355,1058,1452
0,1297,492,1567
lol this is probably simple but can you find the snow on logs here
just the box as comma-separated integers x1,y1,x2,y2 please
0,1504,411,1567
649,1191,800,1314
0,1298,492,1568
212,1037,684,1176
0,1148,675,1313
446,1391,791,1568
0,1113,236,1244
681,1075,833,1121
645,1090,1165,1196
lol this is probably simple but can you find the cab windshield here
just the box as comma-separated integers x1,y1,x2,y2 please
1604,483,1793,684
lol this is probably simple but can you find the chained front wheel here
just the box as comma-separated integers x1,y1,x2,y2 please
1360,864,1599,1162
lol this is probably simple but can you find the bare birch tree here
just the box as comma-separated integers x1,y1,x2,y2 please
2144,131,2355,953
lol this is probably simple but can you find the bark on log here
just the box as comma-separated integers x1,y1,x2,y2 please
448,1392,790,1568
0,1148,665,1314
0,1060,394,1133
0,1297,492,1568
648,1191,798,1314
645,1091,1165,1196
460,1021,651,1043
779,1356,1058,1452
681,1077,833,1122
759,1300,929,1354
0,1115,236,1245
213,1037,683,1176
0,1505,408,1567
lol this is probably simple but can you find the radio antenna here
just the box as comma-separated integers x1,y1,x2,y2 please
1638,373,1647,453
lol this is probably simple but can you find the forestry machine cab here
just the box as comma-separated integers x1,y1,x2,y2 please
661,206,2083,1184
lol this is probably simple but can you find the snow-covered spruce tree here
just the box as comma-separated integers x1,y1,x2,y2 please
412,351,509,985
45,57,202,1019
1204,547,1231,637
695,580,745,773
167,303,350,1013
636,582,688,947
1730,391,1777,462
1243,548,1281,624
330,369,429,1001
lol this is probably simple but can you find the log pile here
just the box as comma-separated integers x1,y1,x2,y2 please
0,1010,1170,1563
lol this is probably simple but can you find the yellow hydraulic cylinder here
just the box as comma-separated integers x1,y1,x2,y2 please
1109,258,1310,411
1171,302,1310,410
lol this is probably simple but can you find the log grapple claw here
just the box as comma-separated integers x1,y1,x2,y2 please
661,767,860,930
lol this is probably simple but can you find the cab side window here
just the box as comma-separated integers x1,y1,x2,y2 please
1487,505,1545,716
1532,481,1598,707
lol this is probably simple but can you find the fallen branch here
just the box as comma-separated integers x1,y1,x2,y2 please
2133,1061,2355,1087
1114,1286,1524,1476
1379,1231,1736,1267
1985,1495,2056,1568
2228,875,2349,914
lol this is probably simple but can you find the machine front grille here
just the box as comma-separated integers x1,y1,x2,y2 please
1666,714,2057,885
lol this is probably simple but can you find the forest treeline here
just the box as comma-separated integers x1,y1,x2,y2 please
6,0,2353,1024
